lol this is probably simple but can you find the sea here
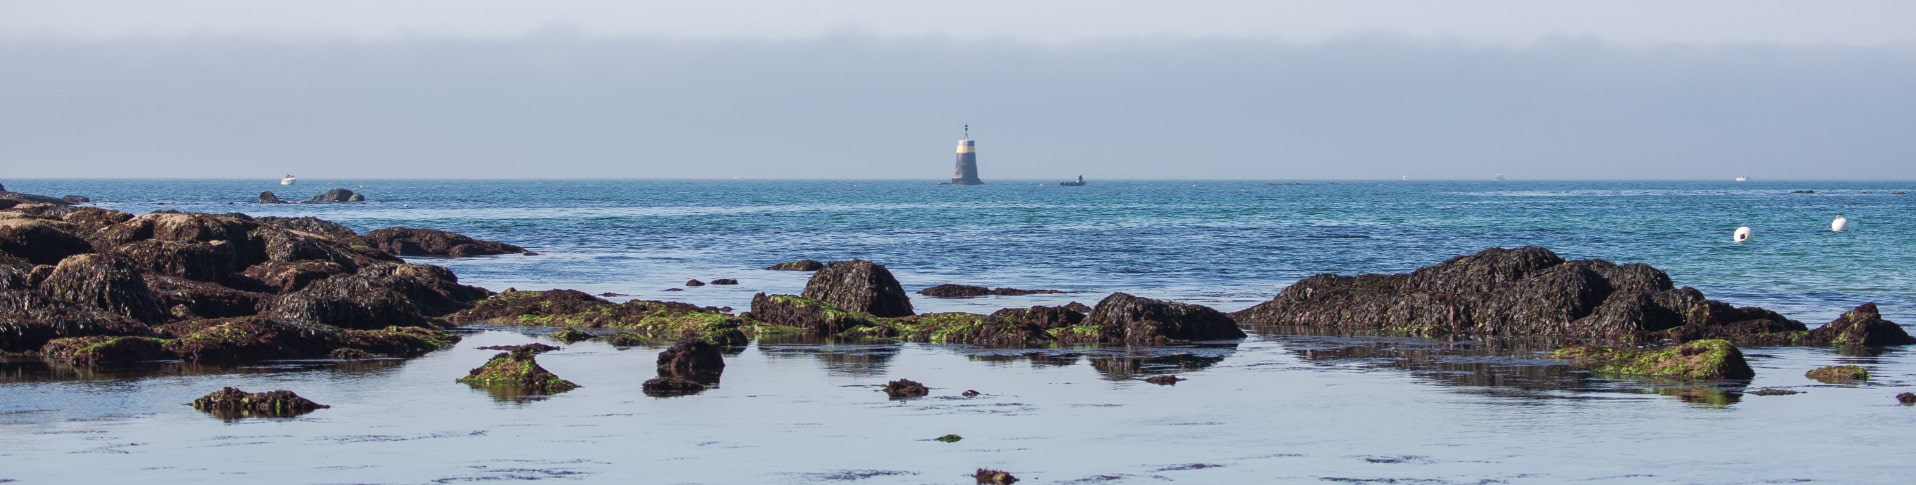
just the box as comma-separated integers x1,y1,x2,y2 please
3,179,1914,484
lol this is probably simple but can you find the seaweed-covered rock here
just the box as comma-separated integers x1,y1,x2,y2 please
918,284,1063,298
39,336,170,366
801,260,914,317
457,348,579,395
0,218,94,265
254,216,361,242
62,195,89,204
191,387,329,418
0,191,72,206
551,327,593,344
145,275,269,319
884,378,930,398
92,211,260,250
1233,247,1811,345
452,289,744,345
268,272,427,329
1806,365,1869,383
766,259,825,271
641,376,706,397
0,290,150,352
58,207,134,234
748,293,880,336
1802,303,1915,347
238,260,350,294
312,188,358,203
1551,339,1755,380
362,227,526,257
1087,293,1244,345
162,316,458,363
657,339,725,377
450,289,611,324
974,469,1019,484
111,239,239,283
40,253,166,323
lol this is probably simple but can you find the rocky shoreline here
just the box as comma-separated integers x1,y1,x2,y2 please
6,195,1914,392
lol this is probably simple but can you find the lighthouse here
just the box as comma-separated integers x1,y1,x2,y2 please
951,124,983,185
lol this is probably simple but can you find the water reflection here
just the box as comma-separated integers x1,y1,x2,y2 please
755,338,901,378
0,358,406,383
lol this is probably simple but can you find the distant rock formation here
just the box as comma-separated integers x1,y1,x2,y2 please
311,188,359,202
258,191,284,204
361,227,528,257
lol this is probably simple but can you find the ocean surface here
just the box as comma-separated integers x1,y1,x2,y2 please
3,179,1915,483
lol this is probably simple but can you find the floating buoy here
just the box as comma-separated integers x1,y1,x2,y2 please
1733,226,1752,243
1831,216,1849,232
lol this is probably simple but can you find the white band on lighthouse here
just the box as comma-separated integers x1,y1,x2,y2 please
956,145,975,154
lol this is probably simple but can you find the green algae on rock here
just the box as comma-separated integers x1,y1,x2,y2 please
39,335,169,366
935,434,963,443
1551,339,1755,380
1806,365,1869,383
161,316,459,364
190,387,330,419
451,289,747,346
884,378,930,399
457,348,579,396
551,327,593,344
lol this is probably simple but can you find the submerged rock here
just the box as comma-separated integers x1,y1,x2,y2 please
361,227,527,257
1806,365,1869,383
766,259,825,271
641,376,706,397
802,260,914,317
457,347,580,395
884,378,930,398
190,387,329,418
475,343,562,354
918,284,1064,298
1551,339,1755,380
1144,375,1185,385
1899,392,1916,405
551,327,593,344
710,278,738,285
1801,303,1916,348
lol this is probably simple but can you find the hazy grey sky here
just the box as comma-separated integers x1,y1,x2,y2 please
2,1,1913,180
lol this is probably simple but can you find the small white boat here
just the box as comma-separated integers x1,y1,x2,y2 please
1492,174,1506,181
280,174,297,185
1735,175,1748,182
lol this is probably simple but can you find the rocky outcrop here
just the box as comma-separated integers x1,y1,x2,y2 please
268,273,428,329
0,190,74,206
41,254,167,323
747,293,880,336
685,279,705,287
458,347,579,395
0,290,150,352
1551,339,1755,380
656,339,725,379
884,378,929,398
39,336,169,366
160,316,459,363
1806,365,1868,383
1232,247,1816,346
258,191,284,204
1088,293,1245,345
801,260,913,317
0,218,94,265
766,259,825,271
450,289,746,345
918,284,1065,298
191,387,330,418
362,227,526,258
1802,303,1915,347
311,188,360,203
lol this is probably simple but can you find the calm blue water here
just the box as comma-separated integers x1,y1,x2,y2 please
4,179,1915,484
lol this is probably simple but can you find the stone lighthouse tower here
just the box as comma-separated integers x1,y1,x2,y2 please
950,124,983,185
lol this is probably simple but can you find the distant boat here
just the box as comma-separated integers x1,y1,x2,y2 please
1492,174,1506,181
1059,175,1086,186
1735,175,1748,182
280,174,297,185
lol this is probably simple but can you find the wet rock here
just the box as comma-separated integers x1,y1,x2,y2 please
258,191,284,204
801,260,914,317
328,348,382,360
641,376,706,397
238,260,349,294
1750,389,1802,396
111,239,239,283
1899,392,1916,405
974,469,1019,485
919,284,1064,298
476,343,562,354
162,316,458,363
1806,365,1869,383
311,188,358,202
935,434,963,443
39,336,170,366
267,272,427,329
0,290,150,352
1144,375,1185,385
361,227,527,257
457,348,580,395
191,387,330,418
1551,339,1755,380
347,193,364,202
61,195,90,204
748,293,879,336
145,274,269,318
551,327,593,344
452,289,746,345
656,339,725,378
41,253,167,323
1087,292,1244,345
603,332,645,347
685,279,705,287
884,378,929,398
1802,303,1916,347
0,217,94,265
962,389,980,397
710,278,738,285
766,259,825,271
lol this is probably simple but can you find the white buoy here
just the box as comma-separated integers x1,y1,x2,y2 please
1733,226,1752,243
1832,215,1849,232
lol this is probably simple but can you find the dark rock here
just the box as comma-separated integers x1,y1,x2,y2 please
161,316,458,363
748,292,878,336
961,389,980,397
0,191,73,206
1551,339,1755,380
920,284,991,298
1088,292,1244,345
190,387,329,418
656,339,725,378
39,336,170,366
1806,365,1869,383
40,253,167,323
551,327,593,344
935,434,963,443
92,211,260,251
0,289,150,352
476,343,562,354
710,278,738,285
457,348,580,395
450,289,745,345
144,274,269,319
311,188,358,202
1750,389,1802,396
766,259,825,271
111,239,239,283
361,227,526,258
685,279,705,287
254,216,361,242
884,378,930,398
0,218,94,265
258,191,283,204
1802,303,1916,347
641,376,706,397
974,469,1019,485
801,260,913,317
328,348,382,360
267,272,427,329
238,260,350,294
1144,375,1184,385
1899,392,1916,405
346,193,364,202
451,289,611,323
58,207,134,234
1791,190,1815,194
61,195,90,204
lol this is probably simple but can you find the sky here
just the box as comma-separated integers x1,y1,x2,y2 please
2,1,1913,180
